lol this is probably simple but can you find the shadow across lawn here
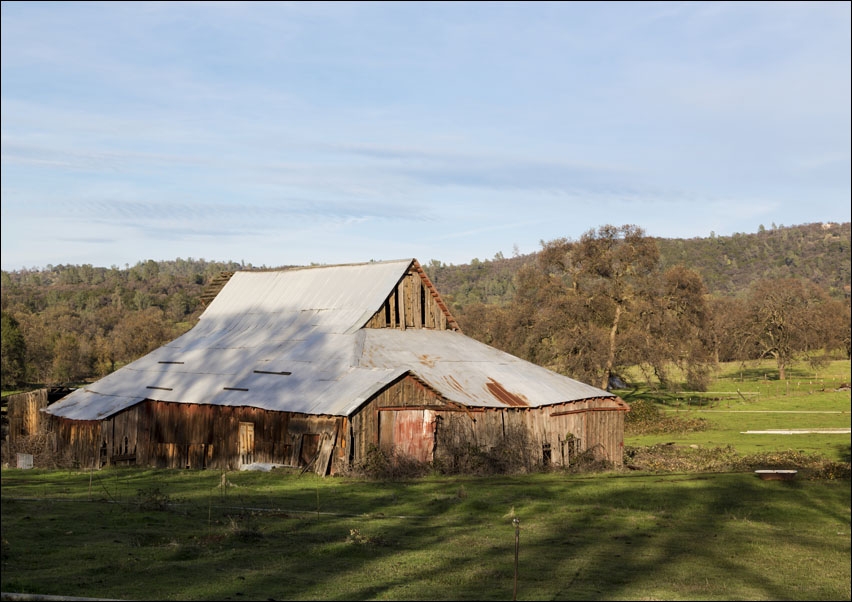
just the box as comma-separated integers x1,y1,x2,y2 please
1,468,850,601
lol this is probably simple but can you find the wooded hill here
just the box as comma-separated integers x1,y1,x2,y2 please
427,221,851,310
1,222,849,390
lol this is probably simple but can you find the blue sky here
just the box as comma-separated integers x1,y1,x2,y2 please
2,1,850,270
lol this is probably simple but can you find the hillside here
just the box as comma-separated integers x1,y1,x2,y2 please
655,222,850,298
2,222,850,390
427,222,851,308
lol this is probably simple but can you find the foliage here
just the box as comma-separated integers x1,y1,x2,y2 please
1,223,849,390
624,444,851,479
133,486,177,511
351,444,431,480
734,278,839,378
0,258,247,386
0,312,27,388
353,424,550,479
456,225,718,390
0,431,75,470
655,221,851,298
432,423,543,476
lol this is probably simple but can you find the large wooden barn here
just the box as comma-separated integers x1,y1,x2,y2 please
43,259,628,475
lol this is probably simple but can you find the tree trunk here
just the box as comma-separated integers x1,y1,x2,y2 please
602,304,622,390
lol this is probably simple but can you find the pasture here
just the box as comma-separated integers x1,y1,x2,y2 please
1,358,849,601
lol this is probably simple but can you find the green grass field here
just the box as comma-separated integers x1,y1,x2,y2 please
1,469,850,601
1,358,849,601
621,359,851,462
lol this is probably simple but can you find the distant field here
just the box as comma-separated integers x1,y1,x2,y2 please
622,359,851,461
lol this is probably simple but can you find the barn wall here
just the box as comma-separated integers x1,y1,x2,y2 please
44,415,103,468
546,398,628,467
365,266,455,331
350,374,447,464
351,376,627,468
51,401,346,475
5,389,49,444
49,393,625,473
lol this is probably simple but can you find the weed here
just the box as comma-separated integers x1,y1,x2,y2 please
134,487,174,511
352,445,430,480
226,514,263,541
624,444,852,479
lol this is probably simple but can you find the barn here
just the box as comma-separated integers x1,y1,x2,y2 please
43,259,629,475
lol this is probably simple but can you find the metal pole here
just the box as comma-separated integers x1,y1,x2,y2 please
513,518,520,601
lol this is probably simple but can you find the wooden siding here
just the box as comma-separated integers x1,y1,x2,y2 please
5,389,49,443
365,266,458,331
46,389,625,473
350,374,626,467
350,374,447,465
49,401,345,475
47,415,102,469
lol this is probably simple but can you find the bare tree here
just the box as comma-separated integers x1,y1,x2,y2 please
738,278,835,379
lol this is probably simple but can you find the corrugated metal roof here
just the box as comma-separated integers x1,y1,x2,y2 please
201,259,413,334
360,329,614,408
46,259,615,421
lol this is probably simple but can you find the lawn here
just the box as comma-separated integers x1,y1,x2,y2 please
1,469,850,601
622,359,851,461
1,358,849,601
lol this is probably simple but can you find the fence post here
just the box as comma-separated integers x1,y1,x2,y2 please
513,517,520,601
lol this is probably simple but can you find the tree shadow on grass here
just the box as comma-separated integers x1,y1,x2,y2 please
2,470,849,601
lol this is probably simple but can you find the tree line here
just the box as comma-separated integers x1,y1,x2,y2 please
450,225,849,390
2,224,850,391
1,258,245,388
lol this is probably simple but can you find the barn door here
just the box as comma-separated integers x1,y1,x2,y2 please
378,409,436,463
239,422,255,466
299,433,321,467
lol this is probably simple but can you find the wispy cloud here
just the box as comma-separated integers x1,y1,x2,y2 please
2,1,849,270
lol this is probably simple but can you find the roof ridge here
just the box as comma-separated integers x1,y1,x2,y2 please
239,258,415,274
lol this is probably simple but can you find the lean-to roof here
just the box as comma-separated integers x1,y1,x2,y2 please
45,259,616,421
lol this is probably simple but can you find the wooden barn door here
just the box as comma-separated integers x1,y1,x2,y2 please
379,409,436,463
239,422,255,466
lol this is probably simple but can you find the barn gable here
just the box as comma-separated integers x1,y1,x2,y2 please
364,259,460,331
43,258,628,473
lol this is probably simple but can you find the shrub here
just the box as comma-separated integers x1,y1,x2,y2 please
432,424,541,476
352,445,430,480
624,444,851,479
561,443,614,474
1,431,75,469
625,399,709,435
